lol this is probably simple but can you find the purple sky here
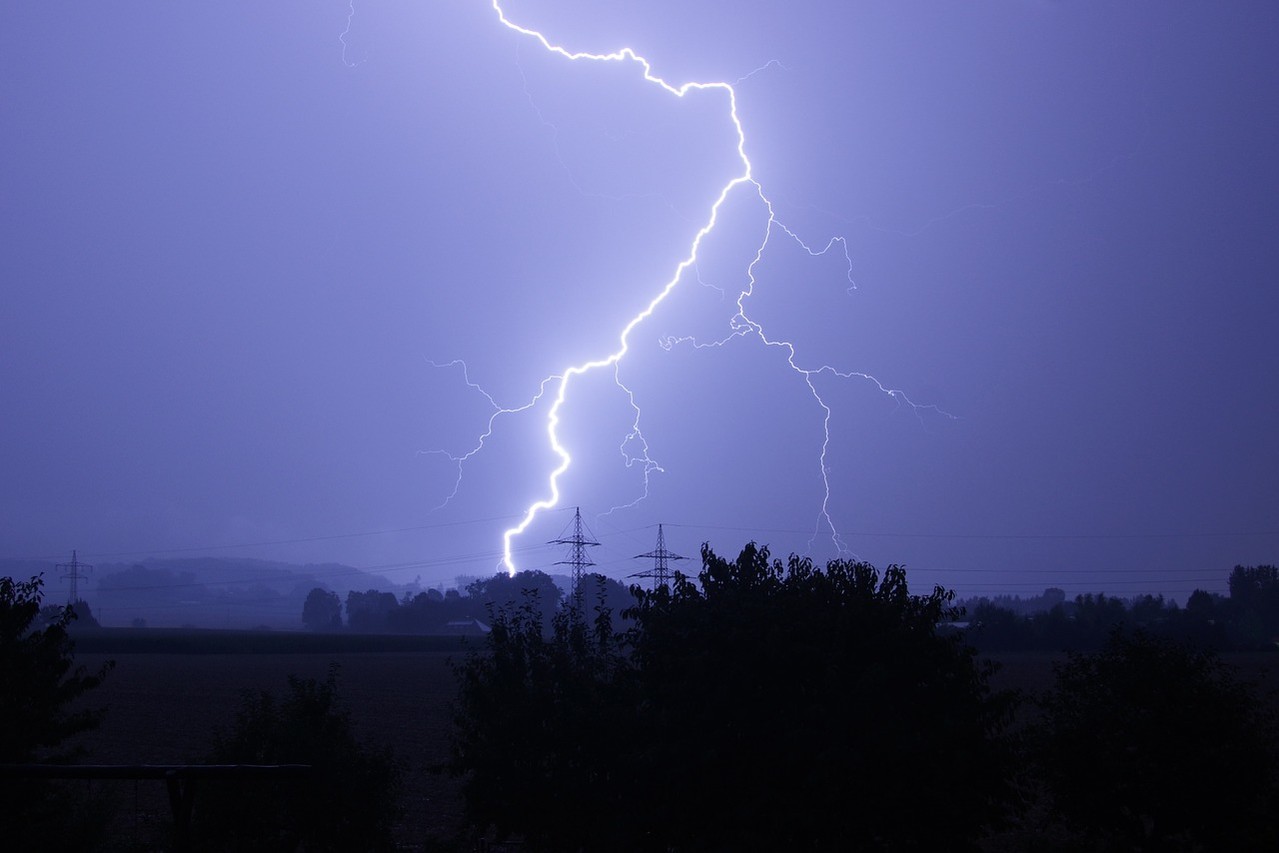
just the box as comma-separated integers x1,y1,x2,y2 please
4,1,1277,603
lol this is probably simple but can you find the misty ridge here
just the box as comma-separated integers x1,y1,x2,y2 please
0,556,635,635
84,558,422,630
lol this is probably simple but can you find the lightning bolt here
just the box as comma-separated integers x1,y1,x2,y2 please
600,361,665,519
440,2,951,574
339,1,364,68
420,359,564,511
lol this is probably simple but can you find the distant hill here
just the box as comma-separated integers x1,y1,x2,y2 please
0,557,638,633
0,557,422,631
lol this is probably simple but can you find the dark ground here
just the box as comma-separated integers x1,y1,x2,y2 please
65,639,1279,851
69,649,465,850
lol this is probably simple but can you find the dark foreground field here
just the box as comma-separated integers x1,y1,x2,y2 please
70,645,467,849
65,635,1279,851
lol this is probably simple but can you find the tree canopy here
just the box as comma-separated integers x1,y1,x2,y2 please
0,575,115,849
0,575,112,762
451,543,1014,852
1017,629,1279,849
301,588,342,631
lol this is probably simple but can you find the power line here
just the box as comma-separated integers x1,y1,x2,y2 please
3,513,531,563
667,522,1279,541
9,517,1272,566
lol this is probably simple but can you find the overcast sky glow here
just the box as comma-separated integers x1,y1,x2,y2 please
4,1,1278,602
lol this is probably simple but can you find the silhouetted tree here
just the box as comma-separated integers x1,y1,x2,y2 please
1170,587,1229,648
1027,629,1278,848
451,587,634,851
1229,564,1279,644
386,591,434,633
1185,587,1219,618
628,544,1013,851
577,572,636,625
0,575,115,849
967,601,1027,651
1126,593,1170,626
0,575,112,762
345,590,398,633
452,544,1014,851
959,587,1066,619
301,588,342,631
1069,592,1127,646
467,570,562,636
193,667,402,852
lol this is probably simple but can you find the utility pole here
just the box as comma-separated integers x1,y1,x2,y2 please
56,550,93,606
549,507,600,616
630,524,686,590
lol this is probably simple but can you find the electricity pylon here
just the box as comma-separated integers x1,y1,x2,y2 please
630,524,686,590
549,507,600,614
56,550,93,606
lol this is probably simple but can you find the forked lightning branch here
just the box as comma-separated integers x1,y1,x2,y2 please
433,1,946,574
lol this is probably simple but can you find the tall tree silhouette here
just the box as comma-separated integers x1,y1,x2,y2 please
0,575,112,762
452,544,1013,851
0,575,114,850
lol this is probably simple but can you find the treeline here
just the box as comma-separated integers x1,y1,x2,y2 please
302,571,634,635
961,564,1279,652
84,558,417,630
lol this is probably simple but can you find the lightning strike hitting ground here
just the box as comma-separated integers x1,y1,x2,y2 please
438,1,951,574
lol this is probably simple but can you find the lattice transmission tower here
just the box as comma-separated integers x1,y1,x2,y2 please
549,507,600,612
56,549,93,606
630,524,686,590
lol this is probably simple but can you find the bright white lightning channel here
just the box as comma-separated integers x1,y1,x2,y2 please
440,1,949,574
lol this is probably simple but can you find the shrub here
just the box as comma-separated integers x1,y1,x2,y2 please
1029,630,1279,848
193,666,402,852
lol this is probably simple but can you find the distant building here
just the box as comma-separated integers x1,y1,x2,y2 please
442,618,491,636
